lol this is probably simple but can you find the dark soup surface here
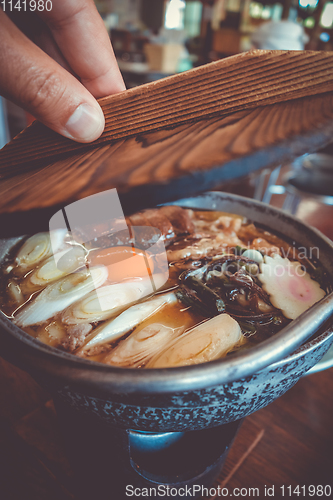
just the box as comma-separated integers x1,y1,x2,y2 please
0,206,328,368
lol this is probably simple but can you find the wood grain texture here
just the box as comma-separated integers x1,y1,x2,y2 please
1,49,333,172
0,92,333,236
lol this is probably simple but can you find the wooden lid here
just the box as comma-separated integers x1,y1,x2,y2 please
0,50,333,236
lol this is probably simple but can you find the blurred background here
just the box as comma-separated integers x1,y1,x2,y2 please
98,0,333,87
2,0,333,144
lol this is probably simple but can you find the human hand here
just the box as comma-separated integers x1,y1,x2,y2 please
0,0,125,142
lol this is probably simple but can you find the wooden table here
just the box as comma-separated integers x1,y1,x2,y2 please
0,349,332,500
0,190,332,500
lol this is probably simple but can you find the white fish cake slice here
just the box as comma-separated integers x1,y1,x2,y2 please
258,254,326,320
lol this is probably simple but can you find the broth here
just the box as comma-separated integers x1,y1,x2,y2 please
0,207,328,368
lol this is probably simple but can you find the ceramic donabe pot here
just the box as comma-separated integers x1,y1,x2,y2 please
0,192,332,433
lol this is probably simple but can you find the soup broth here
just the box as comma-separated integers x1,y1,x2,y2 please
0,207,328,368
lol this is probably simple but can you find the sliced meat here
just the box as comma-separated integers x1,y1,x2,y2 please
212,215,242,234
127,209,175,242
158,206,195,235
127,212,151,228
251,238,281,256
127,206,194,243
142,209,175,240
61,324,93,352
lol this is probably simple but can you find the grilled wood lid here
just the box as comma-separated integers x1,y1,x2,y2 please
0,49,333,236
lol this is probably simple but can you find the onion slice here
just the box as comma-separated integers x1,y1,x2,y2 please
13,266,108,327
77,292,178,354
104,323,184,367
61,277,157,325
147,313,243,368
23,246,86,290
14,230,67,274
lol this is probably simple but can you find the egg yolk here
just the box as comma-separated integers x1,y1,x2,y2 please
88,246,154,282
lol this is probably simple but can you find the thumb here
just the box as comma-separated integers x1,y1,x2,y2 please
0,11,105,143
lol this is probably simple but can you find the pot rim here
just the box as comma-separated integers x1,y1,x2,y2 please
0,192,332,394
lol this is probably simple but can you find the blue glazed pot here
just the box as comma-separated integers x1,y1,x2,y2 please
0,192,332,432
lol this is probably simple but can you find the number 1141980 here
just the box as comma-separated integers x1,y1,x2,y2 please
281,485,332,497
1,0,52,12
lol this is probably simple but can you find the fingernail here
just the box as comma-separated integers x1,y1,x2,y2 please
64,104,105,142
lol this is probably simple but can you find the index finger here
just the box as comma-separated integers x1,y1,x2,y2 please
38,0,125,98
